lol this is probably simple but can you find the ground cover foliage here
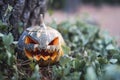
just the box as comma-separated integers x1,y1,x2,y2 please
0,19,120,80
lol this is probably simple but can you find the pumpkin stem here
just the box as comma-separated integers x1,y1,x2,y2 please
40,14,46,29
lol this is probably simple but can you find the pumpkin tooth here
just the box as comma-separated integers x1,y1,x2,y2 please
49,50,52,53
34,44,39,51
39,58,44,63
50,49,53,53
55,47,58,52
50,48,53,53
54,46,59,52
54,47,58,52
57,49,60,53
49,49,51,53
47,49,50,53
52,47,55,52
53,46,57,52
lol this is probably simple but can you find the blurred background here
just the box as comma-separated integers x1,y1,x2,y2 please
0,1,120,80
46,0,120,45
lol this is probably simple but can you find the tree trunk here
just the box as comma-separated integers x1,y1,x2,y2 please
0,0,47,40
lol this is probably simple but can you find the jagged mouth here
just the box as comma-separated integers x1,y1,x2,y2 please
25,45,60,61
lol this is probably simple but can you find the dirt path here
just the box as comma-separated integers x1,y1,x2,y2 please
45,5,120,45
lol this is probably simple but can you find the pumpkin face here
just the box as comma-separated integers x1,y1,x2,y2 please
18,26,65,66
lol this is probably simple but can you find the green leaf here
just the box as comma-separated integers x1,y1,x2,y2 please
103,65,120,80
31,65,40,80
109,59,118,64
50,20,57,29
102,31,113,44
62,45,70,55
8,4,13,11
35,65,39,71
72,58,80,70
0,33,4,37
97,57,108,64
6,50,12,58
2,33,13,46
63,64,71,75
18,25,23,34
60,56,71,66
86,66,98,80
106,44,115,50
29,62,36,70
6,50,12,65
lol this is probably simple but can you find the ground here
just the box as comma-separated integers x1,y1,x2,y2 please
45,5,120,45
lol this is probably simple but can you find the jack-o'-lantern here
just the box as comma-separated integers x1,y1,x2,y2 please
18,15,65,66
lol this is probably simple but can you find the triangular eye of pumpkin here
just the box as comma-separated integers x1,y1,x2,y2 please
49,37,59,45
25,36,39,44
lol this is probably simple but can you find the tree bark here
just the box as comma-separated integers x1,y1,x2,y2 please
0,0,47,40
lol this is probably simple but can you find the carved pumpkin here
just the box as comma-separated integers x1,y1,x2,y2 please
18,15,65,66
